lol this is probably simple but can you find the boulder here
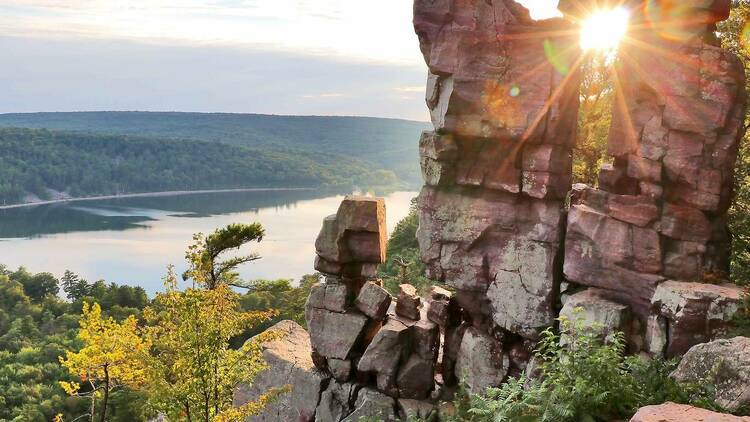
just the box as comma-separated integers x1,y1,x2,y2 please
398,399,436,420
306,307,368,360
315,381,357,422
560,289,631,343
357,318,410,382
412,319,440,361
355,281,392,320
426,286,459,327
564,204,665,316
341,388,397,422
486,239,559,339
630,402,750,422
651,281,744,356
314,196,387,277
671,337,750,412
233,320,327,422
396,284,421,320
328,358,352,382
396,354,434,399
454,327,509,394
660,203,712,243
323,281,350,313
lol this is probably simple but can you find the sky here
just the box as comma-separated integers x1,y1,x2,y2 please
0,0,561,121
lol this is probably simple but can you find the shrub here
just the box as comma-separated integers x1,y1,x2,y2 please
447,314,718,422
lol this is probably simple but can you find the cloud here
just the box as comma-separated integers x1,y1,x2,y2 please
394,86,425,93
0,36,429,121
301,93,346,99
0,0,423,64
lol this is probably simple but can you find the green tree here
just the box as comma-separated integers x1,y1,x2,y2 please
12,268,60,302
573,53,615,185
237,274,318,343
183,223,265,289
719,0,750,284
62,270,91,302
141,267,277,422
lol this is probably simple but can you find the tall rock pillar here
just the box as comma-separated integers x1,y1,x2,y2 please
560,0,747,356
414,0,581,348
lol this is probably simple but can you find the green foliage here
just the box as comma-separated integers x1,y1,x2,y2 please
237,274,318,344
0,126,403,205
0,111,429,185
731,291,750,337
183,223,265,289
9,267,60,302
0,266,149,421
719,1,750,284
573,54,614,186
140,267,277,422
378,198,433,295
448,316,718,422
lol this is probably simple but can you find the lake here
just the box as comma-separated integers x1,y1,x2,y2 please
0,190,417,295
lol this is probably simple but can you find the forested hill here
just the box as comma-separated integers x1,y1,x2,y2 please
0,111,430,185
0,127,396,205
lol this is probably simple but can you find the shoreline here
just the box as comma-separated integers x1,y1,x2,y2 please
0,187,317,210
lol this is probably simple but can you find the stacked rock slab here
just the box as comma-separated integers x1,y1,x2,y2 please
306,196,442,411
413,0,581,388
307,196,388,375
560,0,747,357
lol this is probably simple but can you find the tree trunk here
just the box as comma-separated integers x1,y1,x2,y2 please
184,401,192,422
99,364,109,422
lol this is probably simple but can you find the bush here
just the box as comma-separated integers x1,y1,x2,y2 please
447,314,718,422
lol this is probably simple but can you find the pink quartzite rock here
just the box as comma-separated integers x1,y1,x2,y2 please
314,196,387,278
414,0,581,378
426,286,459,328
562,0,746,343
672,337,750,412
630,403,750,422
355,281,392,320
234,321,328,422
357,318,410,385
454,327,509,394
396,284,421,320
306,288,368,360
651,281,744,357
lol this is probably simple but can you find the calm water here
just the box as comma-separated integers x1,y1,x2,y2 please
0,190,416,294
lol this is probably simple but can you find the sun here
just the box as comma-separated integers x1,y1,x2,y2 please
580,7,630,51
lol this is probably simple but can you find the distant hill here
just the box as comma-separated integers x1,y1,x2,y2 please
0,127,400,205
0,111,430,185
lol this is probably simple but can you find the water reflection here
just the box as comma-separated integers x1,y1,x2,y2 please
0,190,416,294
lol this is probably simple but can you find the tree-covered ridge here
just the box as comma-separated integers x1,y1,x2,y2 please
0,111,429,185
0,127,400,205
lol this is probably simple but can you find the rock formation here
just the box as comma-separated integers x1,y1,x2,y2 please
560,0,747,357
672,337,750,412
305,196,443,416
630,403,750,422
412,1,585,393
233,320,327,421
236,0,749,420
415,0,747,381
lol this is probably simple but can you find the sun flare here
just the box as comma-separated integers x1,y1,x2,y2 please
580,7,630,51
